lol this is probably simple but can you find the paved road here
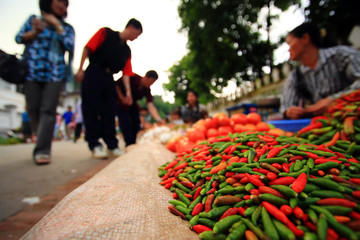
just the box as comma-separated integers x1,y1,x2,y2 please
0,139,118,221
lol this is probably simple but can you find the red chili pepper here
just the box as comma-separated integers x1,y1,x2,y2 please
350,178,360,185
352,190,360,199
181,180,194,189
245,230,258,240
259,186,286,199
297,121,323,136
349,211,360,220
206,188,216,195
193,187,202,200
305,152,319,159
282,163,290,173
269,176,296,185
164,182,172,189
243,195,251,200
233,173,246,179
184,193,192,198
317,198,357,208
238,207,246,216
271,163,282,170
192,202,204,216
228,156,240,166
317,170,325,176
262,201,289,225
266,172,277,181
219,207,238,220
250,189,260,195
285,220,304,237
168,205,186,219
289,155,303,162
164,161,178,170
210,162,227,174
160,177,176,185
192,224,212,234
293,206,304,219
291,172,307,193
205,194,215,212
225,171,235,178
174,169,184,177
280,205,293,216
173,162,188,171
267,147,282,158
245,173,264,187
323,131,340,147
228,145,237,155
239,177,249,184
209,136,232,143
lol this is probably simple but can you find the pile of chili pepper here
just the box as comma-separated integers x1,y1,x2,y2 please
159,132,360,240
297,89,360,159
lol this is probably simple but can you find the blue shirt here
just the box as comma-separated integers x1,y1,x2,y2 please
281,46,360,113
62,111,73,125
15,15,75,82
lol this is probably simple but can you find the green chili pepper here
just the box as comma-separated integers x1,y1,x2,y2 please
308,178,345,193
199,231,227,240
226,222,247,240
261,207,280,240
307,208,318,224
273,219,296,240
259,193,289,206
259,157,288,164
175,189,191,206
213,215,242,234
241,217,268,240
251,205,262,225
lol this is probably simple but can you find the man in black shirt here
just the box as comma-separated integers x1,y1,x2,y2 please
116,70,163,146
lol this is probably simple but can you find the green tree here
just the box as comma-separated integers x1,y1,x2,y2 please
165,0,300,104
304,0,360,46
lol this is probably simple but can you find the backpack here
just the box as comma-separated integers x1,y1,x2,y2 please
0,49,28,84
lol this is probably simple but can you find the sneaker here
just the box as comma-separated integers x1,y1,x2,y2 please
92,146,108,159
108,148,124,157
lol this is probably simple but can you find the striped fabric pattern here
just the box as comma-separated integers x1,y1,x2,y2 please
280,46,360,114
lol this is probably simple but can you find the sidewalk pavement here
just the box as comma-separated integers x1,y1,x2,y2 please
0,139,121,240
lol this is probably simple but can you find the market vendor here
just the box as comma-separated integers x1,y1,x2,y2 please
281,22,360,119
115,70,164,146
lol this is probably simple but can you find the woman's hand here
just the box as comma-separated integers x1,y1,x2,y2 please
305,97,332,116
285,106,306,119
41,11,64,34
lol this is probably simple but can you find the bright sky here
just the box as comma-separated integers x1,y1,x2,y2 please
0,0,306,103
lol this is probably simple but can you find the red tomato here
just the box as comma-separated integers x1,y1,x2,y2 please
193,124,207,135
166,138,178,152
244,124,256,132
218,126,233,136
218,115,231,126
186,128,206,143
207,128,218,138
231,113,247,124
247,112,262,125
233,124,246,133
256,122,270,131
204,117,218,129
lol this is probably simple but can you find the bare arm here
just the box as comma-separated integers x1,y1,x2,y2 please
75,47,90,83
122,75,133,106
147,102,163,123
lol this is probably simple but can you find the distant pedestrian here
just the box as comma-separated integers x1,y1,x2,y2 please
15,0,75,165
75,18,142,159
62,105,73,140
73,100,83,143
180,90,208,124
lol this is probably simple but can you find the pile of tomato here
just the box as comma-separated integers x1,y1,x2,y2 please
167,112,288,154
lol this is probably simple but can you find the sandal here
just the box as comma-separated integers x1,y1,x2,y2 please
34,154,51,165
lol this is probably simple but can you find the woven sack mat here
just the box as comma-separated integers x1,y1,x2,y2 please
21,141,198,240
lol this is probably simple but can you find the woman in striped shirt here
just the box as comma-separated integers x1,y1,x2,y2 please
281,22,360,119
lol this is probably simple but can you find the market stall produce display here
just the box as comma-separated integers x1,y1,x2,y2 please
160,132,360,240
297,89,360,158
160,90,360,240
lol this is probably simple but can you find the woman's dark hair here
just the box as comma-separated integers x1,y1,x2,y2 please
145,70,158,80
188,90,198,98
126,18,143,33
289,22,322,48
39,0,68,18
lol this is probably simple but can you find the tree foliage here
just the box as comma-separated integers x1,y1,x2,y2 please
165,0,300,104
304,0,360,46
